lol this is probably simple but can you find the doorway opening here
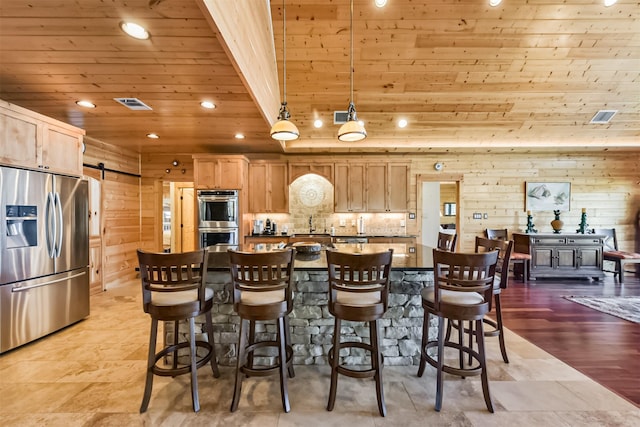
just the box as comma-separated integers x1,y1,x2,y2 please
163,181,195,253
418,174,463,248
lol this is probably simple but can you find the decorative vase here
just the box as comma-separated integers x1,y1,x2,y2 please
551,210,563,234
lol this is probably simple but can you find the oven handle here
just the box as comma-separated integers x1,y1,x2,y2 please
197,196,238,202
199,228,239,233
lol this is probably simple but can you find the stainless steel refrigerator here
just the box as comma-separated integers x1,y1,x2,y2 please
0,165,89,353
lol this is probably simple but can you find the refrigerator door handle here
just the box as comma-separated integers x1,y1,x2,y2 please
11,271,87,293
54,191,63,258
46,191,56,258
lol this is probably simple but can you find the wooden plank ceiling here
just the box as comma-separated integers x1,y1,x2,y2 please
0,0,638,155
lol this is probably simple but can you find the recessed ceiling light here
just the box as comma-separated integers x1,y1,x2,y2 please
398,119,408,128
604,0,617,6
489,0,502,6
76,100,96,108
120,22,150,40
200,101,216,109
234,133,245,139
314,119,323,128
374,0,387,7
146,133,159,139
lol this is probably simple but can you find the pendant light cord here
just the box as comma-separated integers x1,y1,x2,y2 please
349,0,354,104
282,0,287,104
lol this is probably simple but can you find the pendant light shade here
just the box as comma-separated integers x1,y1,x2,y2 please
338,0,366,142
271,0,299,141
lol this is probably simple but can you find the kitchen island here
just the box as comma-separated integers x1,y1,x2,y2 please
196,243,435,367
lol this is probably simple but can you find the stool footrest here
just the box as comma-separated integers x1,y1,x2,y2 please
422,340,483,378
328,341,383,379
151,341,213,377
241,340,294,378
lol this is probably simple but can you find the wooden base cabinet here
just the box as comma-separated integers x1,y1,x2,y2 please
523,233,605,280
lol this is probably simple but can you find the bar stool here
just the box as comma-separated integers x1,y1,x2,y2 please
418,249,499,412
475,236,513,363
227,249,296,413
437,231,457,252
326,249,394,417
137,249,220,413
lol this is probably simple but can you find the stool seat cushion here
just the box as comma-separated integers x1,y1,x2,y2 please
151,287,214,306
422,288,485,306
604,250,640,260
336,290,382,306
240,289,285,305
511,252,531,260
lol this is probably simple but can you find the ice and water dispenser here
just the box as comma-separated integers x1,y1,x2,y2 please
5,205,38,248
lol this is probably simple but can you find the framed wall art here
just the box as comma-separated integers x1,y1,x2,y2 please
525,182,571,212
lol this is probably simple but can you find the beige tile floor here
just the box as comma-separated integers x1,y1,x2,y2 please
1,280,638,427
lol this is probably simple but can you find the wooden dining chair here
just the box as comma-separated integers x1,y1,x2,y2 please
486,228,530,282
137,249,220,413
418,249,499,412
485,228,508,240
593,228,640,283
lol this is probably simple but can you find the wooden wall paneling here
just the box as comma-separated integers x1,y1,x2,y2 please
139,177,162,253
140,153,195,182
84,139,142,288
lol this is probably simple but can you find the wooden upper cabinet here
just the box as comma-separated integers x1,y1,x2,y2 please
193,155,247,189
334,163,365,212
248,161,288,213
288,162,334,184
0,100,84,176
387,163,409,212
335,161,409,213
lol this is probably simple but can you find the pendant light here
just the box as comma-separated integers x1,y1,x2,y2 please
338,0,367,142
270,0,299,141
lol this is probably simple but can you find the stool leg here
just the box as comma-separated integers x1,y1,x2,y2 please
140,318,158,413
435,316,445,412
172,320,179,371
247,320,256,371
284,315,295,378
417,311,429,377
475,319,494,413
327,317,341,411
494,294,509,363
188,317,200,412
205,311,221,378
371,319,386,417
277,316,291,413
231,318,248,412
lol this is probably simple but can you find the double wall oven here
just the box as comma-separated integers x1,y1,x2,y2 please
197,190,239,248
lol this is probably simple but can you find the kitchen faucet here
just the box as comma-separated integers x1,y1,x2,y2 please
309,215,315,233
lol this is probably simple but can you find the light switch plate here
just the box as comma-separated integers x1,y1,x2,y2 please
339,219,346,226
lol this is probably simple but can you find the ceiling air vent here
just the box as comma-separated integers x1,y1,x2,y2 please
113,97,153,111
333,111,349,124
590,110,617,124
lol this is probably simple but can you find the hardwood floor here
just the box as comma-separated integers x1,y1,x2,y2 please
499,273,640,407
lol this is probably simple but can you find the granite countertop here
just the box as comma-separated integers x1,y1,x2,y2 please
207,243,433,271
246,233,418,238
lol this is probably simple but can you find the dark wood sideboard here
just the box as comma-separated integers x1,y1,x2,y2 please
513,233,605,281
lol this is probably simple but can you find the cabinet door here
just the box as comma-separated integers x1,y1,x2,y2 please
366,164,387,212
268,162,289,212
218,159,243,189
0,111,38,168
334,164,349,212
248,163,268,212
348,164,365,212
532,247,554,270
42,125,83,175
194,160,218,189
387,164,409,212
577,247,602,270
557,248,577,271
